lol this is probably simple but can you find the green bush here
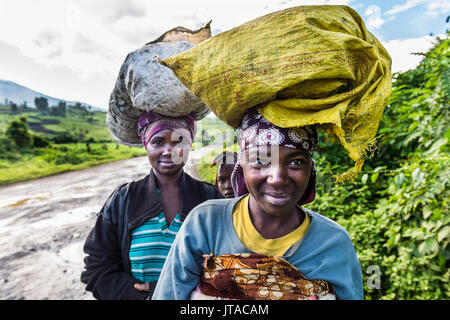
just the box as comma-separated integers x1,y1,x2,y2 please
5,115,32,149
31,133,50,148
40,147,84,165
0,135,15,153
51,132,79,144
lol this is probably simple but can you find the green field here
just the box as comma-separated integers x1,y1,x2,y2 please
0,106,141,185
0,106,232,145
0,105,234,185
0,106,112,142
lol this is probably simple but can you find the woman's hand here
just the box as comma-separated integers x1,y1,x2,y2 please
134,283,149,292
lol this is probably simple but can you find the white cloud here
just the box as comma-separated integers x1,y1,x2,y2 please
386,0,427,15
385,0,450,18
425,1,450,17
365,5,387,29
381,35,442,73
0,0,356,82
0,0,438,108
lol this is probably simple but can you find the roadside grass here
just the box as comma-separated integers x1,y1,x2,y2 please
0,142,146,185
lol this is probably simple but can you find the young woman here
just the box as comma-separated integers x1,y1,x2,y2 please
152,108,363,300
209,151,238,198
81,111,222,300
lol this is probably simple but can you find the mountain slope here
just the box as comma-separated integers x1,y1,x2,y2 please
0,79,102,111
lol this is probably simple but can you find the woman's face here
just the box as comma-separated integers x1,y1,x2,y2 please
242,145,311,217
217,164,235,198
146,129,191,176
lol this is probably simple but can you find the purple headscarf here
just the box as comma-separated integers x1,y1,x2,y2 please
138,111,197,148
231,108,318,206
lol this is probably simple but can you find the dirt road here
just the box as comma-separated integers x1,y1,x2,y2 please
0,149,207,300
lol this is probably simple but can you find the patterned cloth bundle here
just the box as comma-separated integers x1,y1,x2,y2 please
190,253,336,300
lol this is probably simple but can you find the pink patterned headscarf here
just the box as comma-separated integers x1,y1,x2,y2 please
231,108,317,205
138,111,196,148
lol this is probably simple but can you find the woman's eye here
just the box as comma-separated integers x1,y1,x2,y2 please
152,140,162,146
256,159,266,165
289,158,304,166
251,157,270,166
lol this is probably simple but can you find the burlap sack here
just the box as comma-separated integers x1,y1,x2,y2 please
160,6,392,181
107,23,211,146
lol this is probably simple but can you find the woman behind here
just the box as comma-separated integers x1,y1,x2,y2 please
152,108,363,300
81,111,222,300
209,151,238,198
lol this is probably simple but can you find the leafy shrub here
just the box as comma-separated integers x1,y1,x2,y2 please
51,132,79,144
31,133,50,148
0,135,15,153
5,116,32,149
40,147,84,165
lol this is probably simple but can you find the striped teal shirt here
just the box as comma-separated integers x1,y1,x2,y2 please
129,209,183,283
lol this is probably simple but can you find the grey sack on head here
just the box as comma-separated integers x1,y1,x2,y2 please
107,24,211,146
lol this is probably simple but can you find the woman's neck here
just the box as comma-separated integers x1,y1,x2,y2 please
153,169,183,188
248,195,304,239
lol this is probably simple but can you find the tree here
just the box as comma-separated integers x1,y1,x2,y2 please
31,133,50,148
57,101,66,116
34,97,49,113
5,116,32,149
10,102,18,114
50,101,67,116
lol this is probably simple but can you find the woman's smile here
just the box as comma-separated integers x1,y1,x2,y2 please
263,192,292,206
159,157,175,164
159,159,176,168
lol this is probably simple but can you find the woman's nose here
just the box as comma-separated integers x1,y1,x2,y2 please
162,143,173,156
224,178,232,190
266,165,287,186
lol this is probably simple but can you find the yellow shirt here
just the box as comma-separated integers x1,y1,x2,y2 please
232,195,310,256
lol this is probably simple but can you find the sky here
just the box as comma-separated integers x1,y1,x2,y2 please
0,0,448,110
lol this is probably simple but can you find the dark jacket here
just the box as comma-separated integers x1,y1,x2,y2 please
80,169,222,300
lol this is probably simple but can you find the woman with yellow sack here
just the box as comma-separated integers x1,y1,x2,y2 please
152,108,361,300
152,5,391,300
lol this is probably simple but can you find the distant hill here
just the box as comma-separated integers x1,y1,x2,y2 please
0,79,104,112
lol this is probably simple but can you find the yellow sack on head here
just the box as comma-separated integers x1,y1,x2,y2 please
161,5,392,182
